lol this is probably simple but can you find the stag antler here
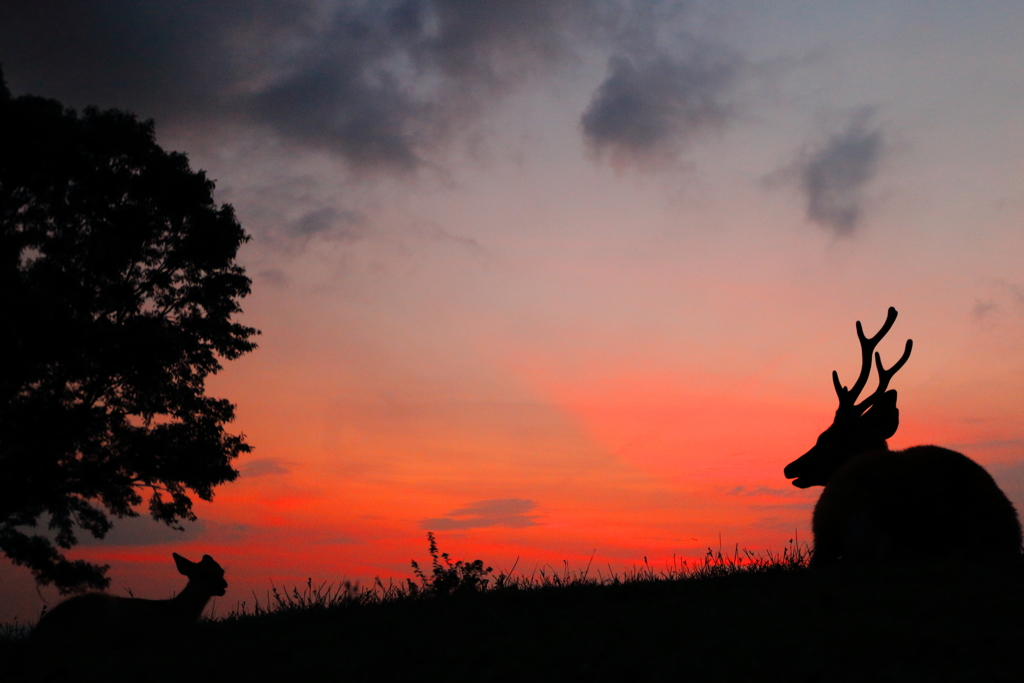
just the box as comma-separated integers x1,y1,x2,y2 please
855,339,913,412
832,307,912,414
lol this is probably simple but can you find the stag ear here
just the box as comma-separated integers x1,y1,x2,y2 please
861,390,900,440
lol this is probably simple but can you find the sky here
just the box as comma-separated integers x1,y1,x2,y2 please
3,0,1024,623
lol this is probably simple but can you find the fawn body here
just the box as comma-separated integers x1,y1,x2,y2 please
784,308,1021,566
31,553,227,642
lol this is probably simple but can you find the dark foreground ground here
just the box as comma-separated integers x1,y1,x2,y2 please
4,559,1024,682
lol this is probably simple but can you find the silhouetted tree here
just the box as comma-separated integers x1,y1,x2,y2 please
0,68,258,593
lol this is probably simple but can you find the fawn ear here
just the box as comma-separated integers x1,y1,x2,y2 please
173,553,196,577
862,390,900,440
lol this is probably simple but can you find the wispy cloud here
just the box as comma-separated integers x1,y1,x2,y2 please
973,299,997,321
971,279,1024,323
776,108,885,234
420,498,540,530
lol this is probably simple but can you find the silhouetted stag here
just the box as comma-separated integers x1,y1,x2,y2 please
784,307,1021,566
31,553,227,643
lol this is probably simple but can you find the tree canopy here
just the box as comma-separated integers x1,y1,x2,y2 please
0,69,258,593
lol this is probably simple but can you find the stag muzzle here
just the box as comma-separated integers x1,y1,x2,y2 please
784,450,817,488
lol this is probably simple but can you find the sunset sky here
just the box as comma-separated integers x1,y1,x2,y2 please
3,1,1024,623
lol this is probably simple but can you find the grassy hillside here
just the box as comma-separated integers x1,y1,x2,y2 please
4,541,1024,681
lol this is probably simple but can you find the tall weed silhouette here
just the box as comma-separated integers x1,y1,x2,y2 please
408,532,494,596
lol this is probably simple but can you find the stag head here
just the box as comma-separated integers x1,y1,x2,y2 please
784,307,913,488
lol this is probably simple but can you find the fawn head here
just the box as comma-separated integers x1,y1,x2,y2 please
173,553,228,596
784,307,913,488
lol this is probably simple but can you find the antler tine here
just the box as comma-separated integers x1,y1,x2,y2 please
834,307,899,409
856,338,913,413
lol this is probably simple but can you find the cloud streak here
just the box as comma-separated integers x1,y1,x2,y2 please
420,498,539,530
240,458,293,477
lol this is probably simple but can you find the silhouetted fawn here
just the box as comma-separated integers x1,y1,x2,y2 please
31,553,227,643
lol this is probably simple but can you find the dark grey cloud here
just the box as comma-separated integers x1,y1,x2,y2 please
77,517,205,547
420,498,539,530
1,2,740,175
0,1,305,122
24,514,255,548
581,47,741,165
796,110,885,234
247,6,426,170
247,0,588,170
0,1,592,172
397,0,580,84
